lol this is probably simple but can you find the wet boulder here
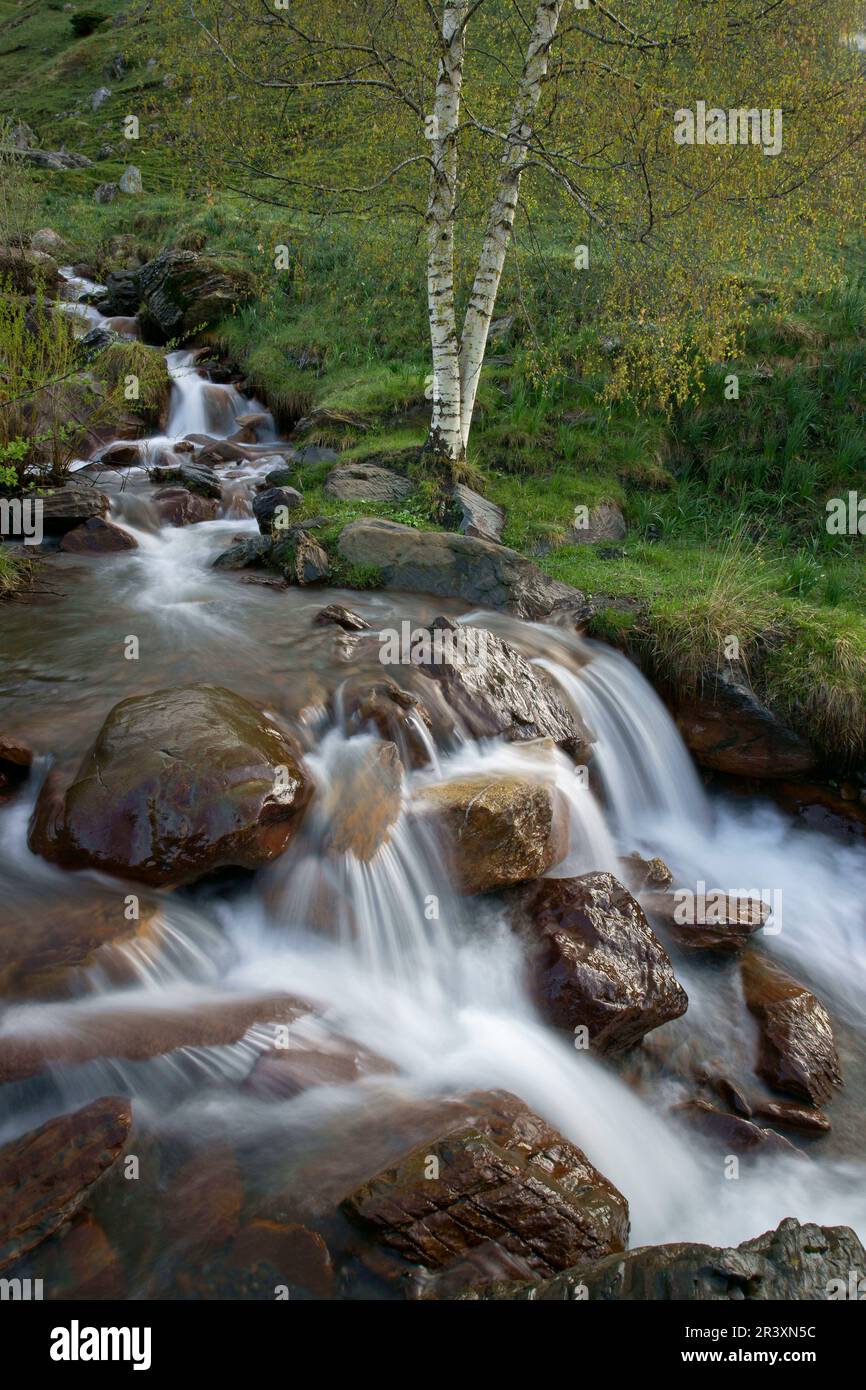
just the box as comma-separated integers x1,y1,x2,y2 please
741,954,842,1105
252,485,303,535
412,774,568,894
138,248,255,341
673,667,818,779
39,483,109,535
153,486,219,527
314,604,369,632
642,889,769,953
59,516,138,553
341,1090,629,1287
0,1098,132,1273
673,1099,803,1159
337,518,590,621
474,1218,865,1301
319,739,403,862
410,616,590,759
339,676,433,769
150,460,221,498
513,872,688,1053
28,684,313,886
213,536,273,570
0,734,33,791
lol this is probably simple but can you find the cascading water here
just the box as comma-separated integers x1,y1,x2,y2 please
2,269,865,1296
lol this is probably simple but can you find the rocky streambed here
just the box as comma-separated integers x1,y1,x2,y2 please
0,266,865,1301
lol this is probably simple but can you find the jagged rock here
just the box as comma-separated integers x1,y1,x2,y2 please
272,530,330,585
642,889,769,952
451,484,505,543
337,518,589,620
313,604,369,632
252,485,303,535
512,872,688,1053
338,677,434,769
673,667,819,779
470,1218,865,1300
752,1100,832,1135
153,486,219,526
341,1090,629,1287
150,460,221,498
572,502,627,544
39,483,109,535
0,1098,132,1273
138,248,254,341
28,685,313,886
741,954,843,1105
409,616,590,759
413,774,567,894
620,852,673,890
59,516,138,554
324,463,414,504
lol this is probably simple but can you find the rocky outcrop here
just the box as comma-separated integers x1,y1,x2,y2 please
38,483,109,535
28,685,313,886
450,484,505,543
324,464,414,504
137,248,255,341
741,954,842,1105
673,668,819,779
153,486,219,527
59,516,138,553
337,518,589,621
409,617,590,758
412,774,567,894
341,1091,629,1287
0,1098,132,1273
470,1218,865,1301
513,873,688,1052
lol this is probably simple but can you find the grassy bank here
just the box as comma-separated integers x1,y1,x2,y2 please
4,0,866,765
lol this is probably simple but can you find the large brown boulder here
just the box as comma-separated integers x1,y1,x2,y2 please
28,685,313,886
59,516,138,554
337,518,589,620
409,617,590,758
469,1218,865,1301
0,1098,132,1273
741,954,842,1105
138,248,255,341
514,872,688,1053
153,486,219,527
412,774,568,894
673,669,818,779
341,1091,629,1286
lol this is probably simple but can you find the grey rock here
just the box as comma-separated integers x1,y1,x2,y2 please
150,461,221,499
324,463,414,504
213,537,273,570
118,164,142,194
39,484,109,536
572,502,627,545
12,148,92,170
451,483,505,543
313,604,369,632
91,87,112,111
94,182,119,205
296,445,339,466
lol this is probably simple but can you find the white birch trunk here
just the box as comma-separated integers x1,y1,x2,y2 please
425,0,468,462
458,0,563,449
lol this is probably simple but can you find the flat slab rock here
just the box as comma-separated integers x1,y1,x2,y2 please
513,872,688,1053
451,484,505,543
337,518,590,621
341,1090,629,1285
28,684,313,887
0,1098,132,1273
741,953,842,1105
466,1218,865,1301
325,464,414,504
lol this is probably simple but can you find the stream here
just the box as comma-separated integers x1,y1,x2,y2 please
2,270,865,1299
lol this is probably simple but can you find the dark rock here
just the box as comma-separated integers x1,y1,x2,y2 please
94,182,119,205
0,1098,132,1273
213,537,273,570
341,1090,629,1285
96,268,141,316
252,485,303,535
28,684,313,886
39,484,109,535
476,1218,865,1301
153,486,219,527
272,530,330,585
313,604,369,632
741,954,843,1105
0,244,60,295
337,518,589,620
413,774,568,894
339,677,434,769
0,734,32,791
58,516,138,554
674,668,819,779
247,1038,395,1101
150,460,221,498
674,1099,803,1158
324,463,414,504
642,889,769,952
411,616,590,758
514,872,688,1053
619,852,673,890
138,248,254,341
572,502,627,544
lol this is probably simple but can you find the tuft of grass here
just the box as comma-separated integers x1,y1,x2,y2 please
763,608,866,765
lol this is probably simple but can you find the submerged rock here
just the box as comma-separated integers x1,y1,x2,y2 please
412,774,567,894
0,1098,132,1273
319,740,403,862
339,677,433,769
341,1090,629,1287
741,954,843,1106
28,685,313,886
674,1099,803,1159
468,1218,865,1301
513,872,688,1053
337,518,589,620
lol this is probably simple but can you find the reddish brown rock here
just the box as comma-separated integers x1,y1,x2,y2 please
0,993,312,1084
340,677,434,770
741,954,842,1105
320,740,403,863
247,1034,396,1101
514,872,688,1054
413,774,568,895
314,604,369,632
162,1148,243,1250
28,685,313,886
59,516,138,553
0,733,32,790
674,1099,803,1159
153,486,219,526
341,1091,628,1283
642,889,769,952
620,852,673,890
752,1100,832,1135
231,1221,334,1299
0,1098,132,1273
673,669,818,779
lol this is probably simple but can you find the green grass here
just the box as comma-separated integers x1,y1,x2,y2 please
0,547,26,596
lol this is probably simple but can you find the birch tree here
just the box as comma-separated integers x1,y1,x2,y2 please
175,0,866,467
